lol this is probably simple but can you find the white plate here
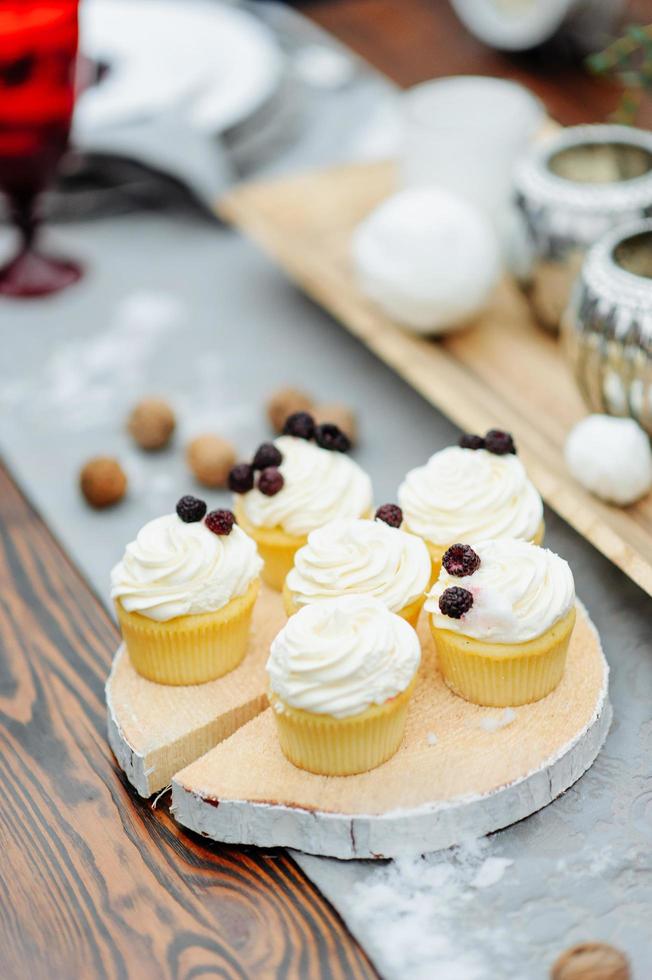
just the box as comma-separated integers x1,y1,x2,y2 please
75,0,283,135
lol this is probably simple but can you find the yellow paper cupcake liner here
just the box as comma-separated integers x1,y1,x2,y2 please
399,593,426,628
416,519,546,581
269,676,417,776
430,605,576,707
116,579,259,685
234,502,306,591
532,520,545,546
282,579,425,627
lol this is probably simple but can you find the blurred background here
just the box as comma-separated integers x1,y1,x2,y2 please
1,0,652,593
0,0,651,231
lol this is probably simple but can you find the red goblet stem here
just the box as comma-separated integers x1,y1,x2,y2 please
13,192,38,253
0,1,83,298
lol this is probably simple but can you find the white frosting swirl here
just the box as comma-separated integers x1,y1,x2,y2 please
267,595,420,718
286,517,430,612
399,446,542,546
239,435,373,536
426,538,575,644
111,513,262,621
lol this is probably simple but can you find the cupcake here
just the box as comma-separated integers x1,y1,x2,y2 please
111,496,263,685
283,505,431,627
426,539,576,706
230,413,373,590
267,595,420,775
398,429,544,576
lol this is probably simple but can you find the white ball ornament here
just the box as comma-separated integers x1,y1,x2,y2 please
351,186,500,334
565,414,652,506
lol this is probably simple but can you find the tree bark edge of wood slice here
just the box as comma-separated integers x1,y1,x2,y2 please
107,591,610,859
105,582,287,795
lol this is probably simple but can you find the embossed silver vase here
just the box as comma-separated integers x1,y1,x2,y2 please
563,219,652,436
514,125,652,331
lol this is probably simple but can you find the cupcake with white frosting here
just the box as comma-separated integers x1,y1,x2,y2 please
426,538,576,706
111,496,262,685
230,413,373,591
267,595,420,775
283,505,431,626
398,429,544,575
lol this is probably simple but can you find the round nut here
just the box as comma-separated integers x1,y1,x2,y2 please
127,397,176,451
551,942,630,980
79,457,127,509
266,387,315,433
313,403,357,445
186,434,236,489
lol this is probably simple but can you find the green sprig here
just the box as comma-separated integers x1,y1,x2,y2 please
587,23,652,124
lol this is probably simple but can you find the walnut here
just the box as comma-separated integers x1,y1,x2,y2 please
551,942,630,980
266,387,315,433
79,457,127,509
127,397,176,451
313,403,357,445
186,435,236,488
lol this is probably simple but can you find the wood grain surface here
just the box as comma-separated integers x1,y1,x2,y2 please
0,463,376,980
217,161,652,597
1,3,648,977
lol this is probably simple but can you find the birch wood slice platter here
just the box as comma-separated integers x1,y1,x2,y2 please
170,602,611,860
217,162,652,598
106,583,286,796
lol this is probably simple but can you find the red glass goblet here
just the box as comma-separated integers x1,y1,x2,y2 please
0,1,82,298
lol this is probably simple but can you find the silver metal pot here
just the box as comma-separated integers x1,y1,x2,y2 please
514,125,652,331
563,218,652,436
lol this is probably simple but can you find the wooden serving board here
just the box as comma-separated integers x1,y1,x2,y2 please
217,162,652,598
171,600,609,860
106,582,287,796
107,588,610,860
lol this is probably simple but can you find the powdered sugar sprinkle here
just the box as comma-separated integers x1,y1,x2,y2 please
478,708,517,732
340,838,514,980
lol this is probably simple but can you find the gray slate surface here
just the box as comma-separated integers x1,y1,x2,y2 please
1,208,650,980
0,6,650,978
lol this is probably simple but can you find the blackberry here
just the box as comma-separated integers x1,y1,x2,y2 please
228,463,254,494
375,503,403,528
442,543,480,577
438,586,473,618
205,509,235,535
252,442,283,470
258,466,284,496
283,411,315,440
314,423,350,453
484,429,516,455
176,495,207,523
459,433,485,451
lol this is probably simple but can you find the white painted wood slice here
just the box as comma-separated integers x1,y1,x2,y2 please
105,583,287,796
171,602,610,859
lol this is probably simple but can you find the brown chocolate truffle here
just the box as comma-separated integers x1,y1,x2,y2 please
551,942,630,980
186,434,236,488
79,457,127,509
266,387,315,433
127,397,176,451
313,403,357,445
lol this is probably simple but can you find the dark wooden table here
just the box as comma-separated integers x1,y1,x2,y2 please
303,0,652,128
1,2,650,977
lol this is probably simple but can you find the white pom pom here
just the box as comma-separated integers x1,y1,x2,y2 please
565,415,652,506
351,187,500,334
